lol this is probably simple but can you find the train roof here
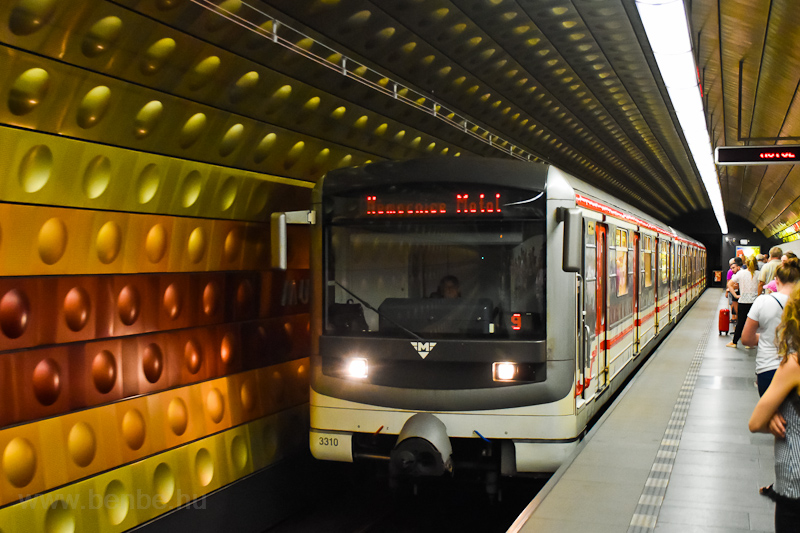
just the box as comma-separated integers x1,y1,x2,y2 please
320,157,704,249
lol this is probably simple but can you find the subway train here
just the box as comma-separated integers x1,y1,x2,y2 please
296,157,705,483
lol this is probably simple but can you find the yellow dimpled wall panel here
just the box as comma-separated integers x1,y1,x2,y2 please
0,407,309,533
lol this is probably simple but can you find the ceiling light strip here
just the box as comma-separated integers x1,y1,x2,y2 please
635,0,728,234
188,0,544,164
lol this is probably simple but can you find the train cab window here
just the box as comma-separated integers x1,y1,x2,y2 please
615,228,628,296
325,219,546,339
644,236,653,288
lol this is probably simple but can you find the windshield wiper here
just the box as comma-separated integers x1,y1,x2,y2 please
333,281,423,341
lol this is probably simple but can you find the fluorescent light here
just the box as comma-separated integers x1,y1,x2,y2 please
636,0,728,234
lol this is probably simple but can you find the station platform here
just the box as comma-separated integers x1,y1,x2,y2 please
510,288,776,533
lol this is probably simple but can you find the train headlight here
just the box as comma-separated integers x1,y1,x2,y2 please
493,362,517,381
346,358,369,379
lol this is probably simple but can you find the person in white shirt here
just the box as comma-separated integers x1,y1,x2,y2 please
727,256,760,348
743,258,800,394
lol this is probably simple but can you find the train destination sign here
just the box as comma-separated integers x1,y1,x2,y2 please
364,193,503,216
715,145,800,165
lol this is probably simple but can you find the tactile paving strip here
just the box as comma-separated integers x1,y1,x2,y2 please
626,309,715,532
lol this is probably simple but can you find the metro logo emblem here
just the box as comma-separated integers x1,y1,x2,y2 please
411,341,436,359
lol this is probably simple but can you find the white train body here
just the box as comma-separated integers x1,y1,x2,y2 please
307,158,705,475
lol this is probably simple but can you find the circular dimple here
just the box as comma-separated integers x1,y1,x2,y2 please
163,283,181,319
219,177,237,211
181,170,202,207
145,224,168,263
250,182,270,215
284,141,305,169
224,227,243,263
134,101,163,139
167,397,188,436
19,144,53,193
142,343,163,384
184,339,202,374
219,124,244,157
121,409,146,450
117,285,140,326
230,71,259,103
206,0,241,31
38,217,67,264
82,155,111,199
44,500,75,533
63,287,90,331
96,221,122,264
76,86,111,129
220,334,233,365
203,282,219,316
236,279,254,316
33,358,61,406
2,437,36,488
135,164,161,205
67,421,96,467
253,133,276,163
231,435,248,471
141,37,176,75
240,379,255,411
206,388,225,423
82,16,122,58
187,227,206,264
103,479,129,525
92,350,116,393
0,289,30,339
262,423,278,463
187,55,220,90
179,113,207,149
8,68,50,115
195,448,214,487
9,0,58,36
153,462,175,504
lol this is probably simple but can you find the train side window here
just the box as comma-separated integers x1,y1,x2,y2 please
615,228,628,296
644,236,653,287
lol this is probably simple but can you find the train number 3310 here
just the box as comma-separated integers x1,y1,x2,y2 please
319,436,339,447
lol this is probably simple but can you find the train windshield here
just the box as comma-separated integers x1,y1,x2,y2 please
324,218,546,340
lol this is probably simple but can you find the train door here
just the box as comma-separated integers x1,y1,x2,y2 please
633,232,640,354
596,223,609,392
579,219,603,404
656,238,670,332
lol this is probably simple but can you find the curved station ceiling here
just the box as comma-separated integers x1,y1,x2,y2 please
188,0,800,238
13,0,796,238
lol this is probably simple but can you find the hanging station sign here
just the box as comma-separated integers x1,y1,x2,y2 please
715,145,800,165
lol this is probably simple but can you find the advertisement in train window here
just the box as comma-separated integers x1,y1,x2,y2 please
616,229,628,296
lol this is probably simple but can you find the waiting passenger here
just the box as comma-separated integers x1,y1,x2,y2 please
743,258,800,503
759,246,784,295
765,253,798,294
432,275,461,299
749,281,800,531
726,258,738,321
727,256,758,348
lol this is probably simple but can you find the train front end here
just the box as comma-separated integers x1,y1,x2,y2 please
308,159,580,478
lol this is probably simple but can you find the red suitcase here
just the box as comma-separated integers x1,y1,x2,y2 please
719,309,730,335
